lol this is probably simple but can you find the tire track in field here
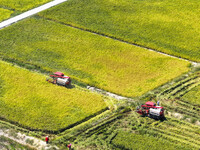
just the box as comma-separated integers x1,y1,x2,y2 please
42,17,200,66
0,0,68,29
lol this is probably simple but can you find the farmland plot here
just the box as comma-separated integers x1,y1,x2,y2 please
0,60,107,131
39,0,200,62
0,17,190,97
71,111,198,149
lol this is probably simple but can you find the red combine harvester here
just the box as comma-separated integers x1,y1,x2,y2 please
46,72,71,87
136,101,164,119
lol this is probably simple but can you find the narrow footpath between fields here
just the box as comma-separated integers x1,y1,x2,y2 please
0,0,68,29
1,0,200,149
0,129,58,150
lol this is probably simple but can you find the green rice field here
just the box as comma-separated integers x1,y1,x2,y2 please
0,17,190,97
0,60,107,131
39,0,200,62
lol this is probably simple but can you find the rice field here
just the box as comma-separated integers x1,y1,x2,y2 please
0,0,51,11
39,0,200,62
0,60,107,131
0,17,190,97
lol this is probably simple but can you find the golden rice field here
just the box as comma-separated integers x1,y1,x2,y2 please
0,0,51,11
0,17,190,97
0,60,107,131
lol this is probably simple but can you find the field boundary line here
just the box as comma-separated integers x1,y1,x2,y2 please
0,0,68,29
42,17,200,65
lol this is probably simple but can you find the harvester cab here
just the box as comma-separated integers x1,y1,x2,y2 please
136,101,164,119
47,72,71,87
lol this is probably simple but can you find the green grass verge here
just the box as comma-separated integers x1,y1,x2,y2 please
0,60,107,132
0,17,190,97
0,0,51,11
39,0,200,62
0,8,13,22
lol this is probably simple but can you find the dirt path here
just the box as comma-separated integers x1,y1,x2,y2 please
0,0,68,29
0,129,58,149
87,86,127,100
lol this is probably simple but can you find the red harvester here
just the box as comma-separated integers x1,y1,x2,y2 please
46,72,71,87
136,101,164,119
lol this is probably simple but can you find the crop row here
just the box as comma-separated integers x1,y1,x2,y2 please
157,72,200,99
155,71,200,119
67,110,199,149
110,112,197,150
111,130,190,150
148,119,200,148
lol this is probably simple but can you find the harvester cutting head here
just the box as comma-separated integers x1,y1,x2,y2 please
47,72,71,87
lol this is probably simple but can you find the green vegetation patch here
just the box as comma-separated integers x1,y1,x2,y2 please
0,17,190,97
39,0,200,62
0,0,51,11
0,8,13,22
0,136,34,150
112,131,190,150
0,60,107,131
182,84,200,105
